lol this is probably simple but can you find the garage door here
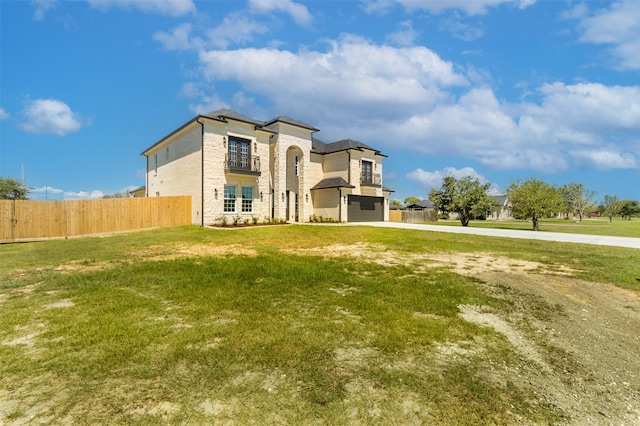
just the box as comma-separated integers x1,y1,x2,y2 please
347,195,384,222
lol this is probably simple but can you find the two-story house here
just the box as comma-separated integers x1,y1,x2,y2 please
140,109,392,225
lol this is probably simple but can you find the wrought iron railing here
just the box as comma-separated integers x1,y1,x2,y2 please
225,154,261,175
361,172,381,186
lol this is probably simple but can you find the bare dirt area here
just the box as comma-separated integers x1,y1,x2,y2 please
2,242,639,424
289,244,640,425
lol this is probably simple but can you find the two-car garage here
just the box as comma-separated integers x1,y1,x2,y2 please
347,195,384,222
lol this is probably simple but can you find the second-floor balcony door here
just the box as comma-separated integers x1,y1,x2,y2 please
362,161,373,184
229,138,250,169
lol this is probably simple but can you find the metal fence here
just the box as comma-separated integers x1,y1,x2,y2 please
0,196,192,243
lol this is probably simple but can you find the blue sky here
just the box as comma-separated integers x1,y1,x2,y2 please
1,0,639,202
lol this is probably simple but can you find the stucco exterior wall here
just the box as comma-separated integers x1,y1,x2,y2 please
311,189,341,222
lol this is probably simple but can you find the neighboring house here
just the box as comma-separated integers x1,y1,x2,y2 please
140,109,392,225
128,186,146,198
488,195,511,220
405,199,435,212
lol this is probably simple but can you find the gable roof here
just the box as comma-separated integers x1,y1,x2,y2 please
201,108,264,126
491,195,508,206
264,115,319,132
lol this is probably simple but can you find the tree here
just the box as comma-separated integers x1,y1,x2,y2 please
403,196,420,206
428,176,456,216
619,200,640,220
429,176,493,226
0,177,30,200
559,183,597,222
390,199,403,208
507,178,562,231
602,195,622,223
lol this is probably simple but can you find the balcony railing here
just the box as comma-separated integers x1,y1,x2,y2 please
361,173,381,187
225,154,261,176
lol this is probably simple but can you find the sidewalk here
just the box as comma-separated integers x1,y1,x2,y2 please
346,222,640,249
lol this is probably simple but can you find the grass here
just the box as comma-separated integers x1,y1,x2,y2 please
1,225,639,424
434,216,640,238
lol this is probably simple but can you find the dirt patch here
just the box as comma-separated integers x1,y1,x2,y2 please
287,243,640,424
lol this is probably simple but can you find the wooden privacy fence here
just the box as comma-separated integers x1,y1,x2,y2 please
389,210,438,223
0,196,192,243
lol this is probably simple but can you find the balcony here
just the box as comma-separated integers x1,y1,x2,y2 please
361,173,381,187
225,154,261,176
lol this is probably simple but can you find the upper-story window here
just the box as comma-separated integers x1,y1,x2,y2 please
295,155,299,176
228,136,250,169
361,160,381,186
362,160,373,183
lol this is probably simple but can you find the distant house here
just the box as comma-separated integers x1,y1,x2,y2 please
405,199,435,212
128,186,146,198
487,195,511,220
140,109,393,225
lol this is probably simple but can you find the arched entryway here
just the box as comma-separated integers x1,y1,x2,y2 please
285,146,303,222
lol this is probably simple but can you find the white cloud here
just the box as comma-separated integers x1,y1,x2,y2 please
154,23,200,51
248,0,312,26
570,149,637,170
86,0,196,16
185,36,638,173
206,14,269,49
31,0,56,20
64,190,106,200
19,99,88,136
393,0,535,15
386,20,419,46
574,1,640,70
29,186,64,200
0,107,10,120
407,166,488,189
197,35,467,125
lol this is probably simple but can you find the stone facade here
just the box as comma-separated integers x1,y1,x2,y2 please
141,109,392,225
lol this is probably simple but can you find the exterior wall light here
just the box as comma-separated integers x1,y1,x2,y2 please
260,192,263,201
214,188,218,199
223,137,226,148
305,194,309,203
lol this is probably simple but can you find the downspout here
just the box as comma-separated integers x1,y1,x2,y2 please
197,117,205,227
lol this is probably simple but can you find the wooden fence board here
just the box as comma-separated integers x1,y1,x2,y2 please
0,196,192,243
389,210,437,223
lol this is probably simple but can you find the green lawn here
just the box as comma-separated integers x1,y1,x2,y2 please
433,217,640,238
1,225,638,424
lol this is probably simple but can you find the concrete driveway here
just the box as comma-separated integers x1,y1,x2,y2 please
347,221,640,249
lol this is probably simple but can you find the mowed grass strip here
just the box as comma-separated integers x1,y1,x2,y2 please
433,217,640,238
1,224,638,424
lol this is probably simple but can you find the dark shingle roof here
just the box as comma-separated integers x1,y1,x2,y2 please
311,138,385,156
202,108,264,126
310,177,355,190
264,116,319,132
406,200,435,209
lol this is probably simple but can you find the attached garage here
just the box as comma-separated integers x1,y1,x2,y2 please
347,195,384,222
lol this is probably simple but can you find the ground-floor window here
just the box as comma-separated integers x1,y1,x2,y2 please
224,185,236,212
242,186,253,213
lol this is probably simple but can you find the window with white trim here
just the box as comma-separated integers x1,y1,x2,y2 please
224,185,236,213
242,186,253,212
